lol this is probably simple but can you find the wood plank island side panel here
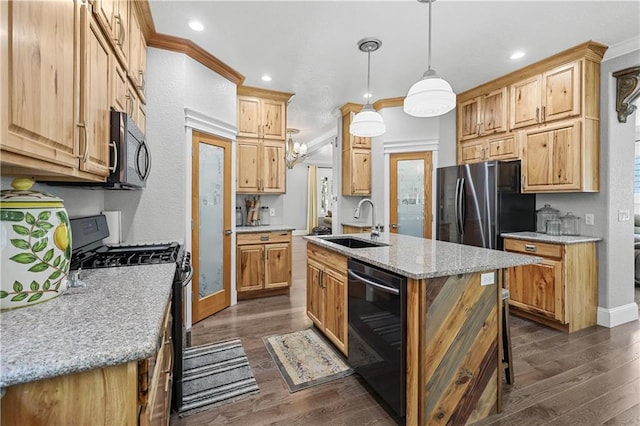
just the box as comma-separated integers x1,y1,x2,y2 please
406,277,426,426
1,361,138,426
421,272,500,425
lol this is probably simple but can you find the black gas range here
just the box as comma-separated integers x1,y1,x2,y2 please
70,214,192,412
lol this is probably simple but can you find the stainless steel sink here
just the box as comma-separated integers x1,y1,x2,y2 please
321,236,389,249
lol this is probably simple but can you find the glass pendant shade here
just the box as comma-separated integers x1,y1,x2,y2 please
404,70,456,117
350,103,386,137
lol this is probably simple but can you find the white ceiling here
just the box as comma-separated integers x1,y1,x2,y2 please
149,1,640,146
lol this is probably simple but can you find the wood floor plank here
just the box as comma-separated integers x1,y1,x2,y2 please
170,237,640,426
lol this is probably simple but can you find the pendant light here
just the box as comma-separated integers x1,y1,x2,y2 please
404,0,456,117
350,38,386,137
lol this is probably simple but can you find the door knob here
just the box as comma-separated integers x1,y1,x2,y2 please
390,224,398,229
224,229,233,236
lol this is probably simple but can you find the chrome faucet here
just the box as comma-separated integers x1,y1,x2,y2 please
354,198,379,239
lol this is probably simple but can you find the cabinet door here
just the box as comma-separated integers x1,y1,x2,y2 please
261,142,285,193
3,0,79,169
481,88,507,135
264,243,291,289
510,75,542,130
306,259,324,327
112,58,128,112
350,148,371,195
128,9,142,90
236,139,260,193
458,97,481,141
237,244,264,292
522,121,580,191
486,135,518,161
460,140,486,164
93,0,117,41
79,10,111,177
506,258,564,322
322,268,347,355
261,99,286,141
543,61,581,123
237,97,261,138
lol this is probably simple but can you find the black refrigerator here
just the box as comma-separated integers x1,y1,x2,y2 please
436,160,535,250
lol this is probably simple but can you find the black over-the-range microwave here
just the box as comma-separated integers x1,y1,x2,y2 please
107,111,151,189
43,111,151,190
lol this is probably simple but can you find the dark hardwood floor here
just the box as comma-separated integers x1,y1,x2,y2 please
171,237,640,426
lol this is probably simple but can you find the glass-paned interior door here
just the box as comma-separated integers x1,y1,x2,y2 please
192,131,231,323
389,152,433,238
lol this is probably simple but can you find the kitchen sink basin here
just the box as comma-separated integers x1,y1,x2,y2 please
321,236,389,249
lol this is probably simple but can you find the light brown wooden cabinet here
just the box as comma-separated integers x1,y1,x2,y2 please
458,87,508,142
456,41,606,194
342,225,371,234
1,300,173,425
236,86,292,194
504,237,598,333
510,61,581,130
128,7,147,102
236,231,292,299
306,243,348,355
341,103,372,196
1,0,148,182
236,138,285,193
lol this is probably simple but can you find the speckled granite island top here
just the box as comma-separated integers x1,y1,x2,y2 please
0,263,175,387
304,233,541,279
236,225,295,233
501,231,602,244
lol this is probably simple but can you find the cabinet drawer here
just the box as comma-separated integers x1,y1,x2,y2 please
504,238,562,259
488,136,517,158
307,243,347,276
237,231,291,245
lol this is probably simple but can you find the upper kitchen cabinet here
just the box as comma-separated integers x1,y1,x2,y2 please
510,61,581,130
236,86,293,194
458,87,508,141
341,103,372,196
0,0,110,181
128,5,147,102
93,0,129,68
237,86,290,141
456,41,606,193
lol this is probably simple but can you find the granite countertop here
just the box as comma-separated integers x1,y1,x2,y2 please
0,263,175,388
304,233,541,280
236,225,295,233
501,231,603,244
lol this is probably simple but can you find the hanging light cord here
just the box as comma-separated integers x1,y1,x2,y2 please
366,48,372,105
427,0,432,71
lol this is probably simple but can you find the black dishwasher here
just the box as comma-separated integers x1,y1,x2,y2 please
347,259,406,419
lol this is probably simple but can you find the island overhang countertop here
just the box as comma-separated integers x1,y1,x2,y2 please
0,263,175,388
304,233,542,279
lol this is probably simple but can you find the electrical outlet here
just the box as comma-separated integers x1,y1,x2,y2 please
585,213,594,225
618,209,630,222
270,208,276,217
480,272,495,286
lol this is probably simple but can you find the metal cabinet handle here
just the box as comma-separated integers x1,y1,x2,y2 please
541,105,546,122
138,70,145,92
77,122,88,162
476,123,481,136
525,244,537,252
521,174,526,191
113,14,125,47
535,107,540,123
109,141,118,173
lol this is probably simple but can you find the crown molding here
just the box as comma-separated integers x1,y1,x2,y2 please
184,108,238,141
237,85,294,102
148,33,245,85
603,35,640,61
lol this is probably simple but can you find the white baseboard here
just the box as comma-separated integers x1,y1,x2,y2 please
597,303,639,328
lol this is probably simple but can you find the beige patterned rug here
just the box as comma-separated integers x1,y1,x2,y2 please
263,328,353,392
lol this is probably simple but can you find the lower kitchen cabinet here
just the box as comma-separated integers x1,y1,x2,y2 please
1,300,173,426
306,243,348,355
342,225,371,234
236,231,292,299
504,237,598,332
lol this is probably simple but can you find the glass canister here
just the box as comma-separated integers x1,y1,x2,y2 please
1,178,71,310
260,206,270,226
560,212,580,235
546,218,562,236
235,206,243,226
536,204,560,233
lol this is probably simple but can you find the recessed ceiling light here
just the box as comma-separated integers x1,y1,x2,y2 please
261,75,272,82
363,92,372,99
188,20,204,32
510,51,525,60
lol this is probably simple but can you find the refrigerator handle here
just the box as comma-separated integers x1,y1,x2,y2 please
454,178,460,235
457,177,465,236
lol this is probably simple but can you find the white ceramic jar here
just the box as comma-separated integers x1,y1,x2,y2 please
1,178,71,310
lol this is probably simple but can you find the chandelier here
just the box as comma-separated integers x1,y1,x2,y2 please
285,128,307,169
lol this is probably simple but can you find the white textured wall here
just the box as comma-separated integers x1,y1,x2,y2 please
105,49,187,243
1,177,105,218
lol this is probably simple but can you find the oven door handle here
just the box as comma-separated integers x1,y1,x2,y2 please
182,263,194,287
347,270,399,295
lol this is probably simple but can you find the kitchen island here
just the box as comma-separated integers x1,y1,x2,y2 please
0,263,175,425
304,233,541,426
